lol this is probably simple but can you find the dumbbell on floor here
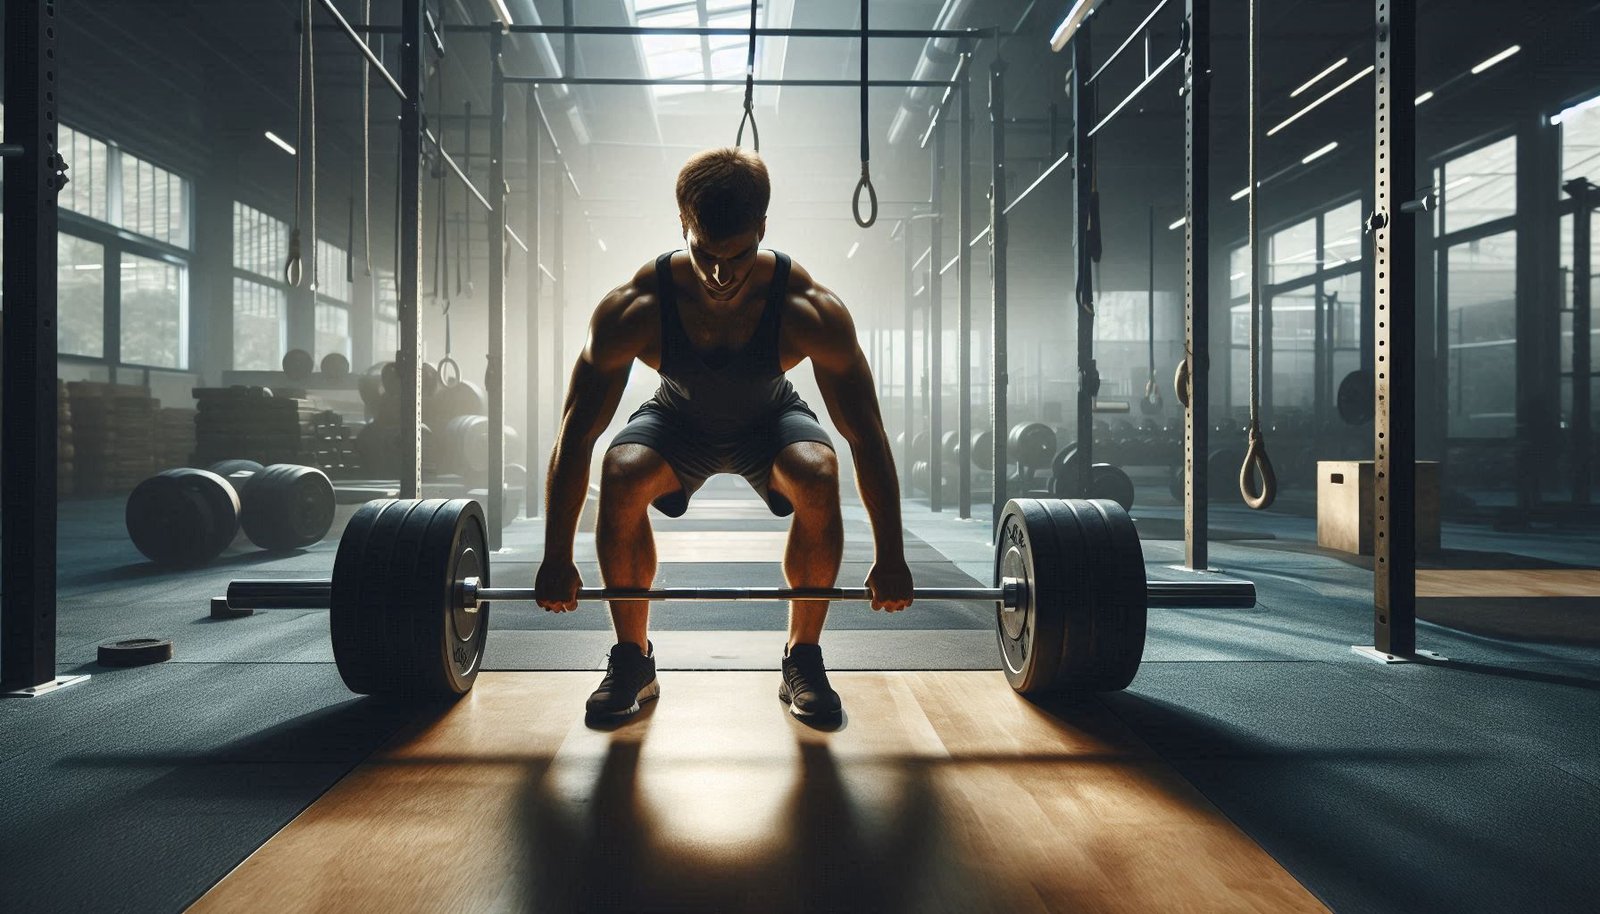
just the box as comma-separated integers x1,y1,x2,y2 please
223,497,1256,701
125,462,336,566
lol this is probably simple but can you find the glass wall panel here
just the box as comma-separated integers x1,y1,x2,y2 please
1444,230,1518,437
315,302,351,361
58,234,105,358
119,153,190,249
120,253,186,368
1438,135,1516,236
233,277,286,371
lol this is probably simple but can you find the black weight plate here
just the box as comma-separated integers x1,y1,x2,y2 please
1089,463,1136,512
208,459,264,477
125,469,241,566
282,349,315,381
414,499,489,695
941,430,962,464
331,499,404,694
1007,422,1058,470
1055,499,1147,691
98,638,174,667
431,378,487,424
1049,443,1083,498
240,464,336,551
1337,370,1375,425
970,430,994,471
337,499,447,696
995,498,1077,694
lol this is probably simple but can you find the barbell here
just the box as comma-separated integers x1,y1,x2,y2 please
223,497,1256,700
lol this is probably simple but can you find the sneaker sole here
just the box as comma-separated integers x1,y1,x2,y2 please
778,687,841,721
586,678,660,720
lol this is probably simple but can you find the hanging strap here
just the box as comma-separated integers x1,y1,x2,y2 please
1240,0,1277,510
286,0,318,288
360,0,372,277
735,0,760,151
851,0,878,228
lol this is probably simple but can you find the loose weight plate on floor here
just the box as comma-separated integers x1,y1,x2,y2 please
995,498,1147,694
329,499,489,699
124,468,241,566
238,464,336,551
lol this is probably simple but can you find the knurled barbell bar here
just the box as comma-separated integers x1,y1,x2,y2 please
222,497,1256,701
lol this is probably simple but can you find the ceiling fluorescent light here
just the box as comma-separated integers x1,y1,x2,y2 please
1551,92,1600,126
1290,57,1349,98
1414,90,1435,106
488,0,513,27
264,131,296,155
846,241,860,259
1168,217,1186,231
596,238,607,252
1049,0,1105,52
1301,141,1338,164
1230,186,1251,202
1470,45,1521,75
1267,65,1374,137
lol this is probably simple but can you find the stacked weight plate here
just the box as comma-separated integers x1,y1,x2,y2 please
308,410,360,478
68,381,159,495
155,407,197,470
192,386,317,467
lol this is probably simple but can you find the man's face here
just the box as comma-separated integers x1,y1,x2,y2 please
681,217,765,303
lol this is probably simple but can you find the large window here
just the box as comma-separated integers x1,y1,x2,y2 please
232,203,289,370
58,235,106,358
120,253,187,368
49,122,193,371
373,270,399,361
60,126,111,224
1559,96,1600,445
1435,136,1518,438
1229,199,1365,416
315,240,352,360
120,152,190,248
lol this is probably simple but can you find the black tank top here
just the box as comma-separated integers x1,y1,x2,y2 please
651,250,801,436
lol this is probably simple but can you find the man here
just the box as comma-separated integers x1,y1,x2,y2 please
534,147,913,723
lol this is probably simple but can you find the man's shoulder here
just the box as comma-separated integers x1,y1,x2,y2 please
778,256,843,320
593,260,664,333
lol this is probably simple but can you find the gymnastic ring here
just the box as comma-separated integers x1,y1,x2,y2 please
1142,377,1163,411
853,165,878,228
284,230,304,288
1239,430,1278,511
437,356,461,388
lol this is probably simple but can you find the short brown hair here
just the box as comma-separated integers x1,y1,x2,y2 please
675,147,770,241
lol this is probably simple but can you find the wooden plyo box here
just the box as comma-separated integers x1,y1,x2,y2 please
1316,460,1441,555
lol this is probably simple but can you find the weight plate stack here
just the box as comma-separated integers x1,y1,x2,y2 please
125,468,241,566
1007,422,1058,472
995,498,1147,695
239,464,337,552
330,499,489,699
970,430,994,471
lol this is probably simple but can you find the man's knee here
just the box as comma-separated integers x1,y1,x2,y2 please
600,444,673,508
775,443,840,505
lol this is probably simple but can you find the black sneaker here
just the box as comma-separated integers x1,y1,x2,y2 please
586,642,659,720
779,643,842,720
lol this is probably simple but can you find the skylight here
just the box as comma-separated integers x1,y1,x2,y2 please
635,0,763,97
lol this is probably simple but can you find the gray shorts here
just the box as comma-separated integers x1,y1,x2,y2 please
607,399,834,517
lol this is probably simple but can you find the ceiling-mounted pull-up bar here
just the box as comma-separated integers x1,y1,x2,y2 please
315,0,404,100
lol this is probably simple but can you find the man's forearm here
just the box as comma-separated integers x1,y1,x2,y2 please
541,437,593,560
851,439,905,558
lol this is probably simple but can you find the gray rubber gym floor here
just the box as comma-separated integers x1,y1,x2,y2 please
3,477,1598,912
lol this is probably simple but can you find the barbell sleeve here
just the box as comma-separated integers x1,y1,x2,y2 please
226,577,1254,610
